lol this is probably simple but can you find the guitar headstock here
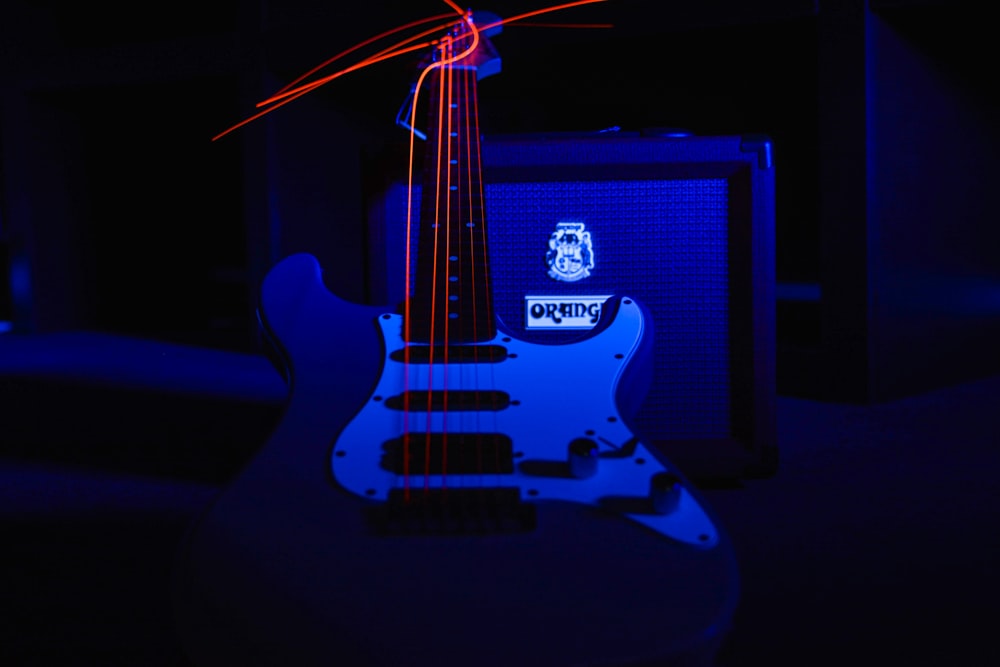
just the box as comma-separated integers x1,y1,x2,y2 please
433,10,502,81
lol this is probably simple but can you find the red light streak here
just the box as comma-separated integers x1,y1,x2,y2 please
478,0,608,33
213,0,608,140
215,14,468,140
271,12,455,99
437,44,454,490
255,41,435,108
253,4,466,111
401,15,480,499
509,22,613,29
213,0,611,498
254,19,457,109
426,38,447,493
212,40,434,141
427,24,479,493
440,0,466,16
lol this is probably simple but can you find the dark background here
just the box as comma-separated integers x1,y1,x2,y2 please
2,1,999,665
4,0,998,402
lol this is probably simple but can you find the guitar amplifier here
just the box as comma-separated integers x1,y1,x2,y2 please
366,131,776,481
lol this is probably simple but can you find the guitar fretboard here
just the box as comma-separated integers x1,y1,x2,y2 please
407,47,494,344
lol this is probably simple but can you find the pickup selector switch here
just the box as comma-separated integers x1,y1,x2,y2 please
567,438,599,478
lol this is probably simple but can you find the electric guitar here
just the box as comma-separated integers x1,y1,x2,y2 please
173,13,738,667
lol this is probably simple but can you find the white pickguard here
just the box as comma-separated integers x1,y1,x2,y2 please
331,299,719,548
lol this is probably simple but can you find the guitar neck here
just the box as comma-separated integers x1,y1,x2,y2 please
407,57,495,345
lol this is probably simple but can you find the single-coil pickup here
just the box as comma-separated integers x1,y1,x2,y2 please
383,390,510,412
389,344,507,364
381,433,514,474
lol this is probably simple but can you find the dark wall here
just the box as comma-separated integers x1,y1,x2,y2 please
868,7,1000,399
2,0,998,399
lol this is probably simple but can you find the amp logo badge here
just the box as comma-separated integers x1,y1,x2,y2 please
524,295,612,330
546,221,594,282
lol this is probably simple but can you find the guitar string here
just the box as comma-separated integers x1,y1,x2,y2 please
433,23,483,497
462,59,486,487
440,40,455,492
424,35,448,496
420,29,460,499
449,34,478,490
452,18,486,498
402,40,444,501
208,3,606,501
462,56,484,492
466,55,504,486
267,13,456,102
396,0,459,503
211,2,609,141
459,62,478,486
401,16,483,502
402,33,444,502
455,21,500,494
438,13,468,509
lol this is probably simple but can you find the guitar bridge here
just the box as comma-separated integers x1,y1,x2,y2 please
368,487,536,535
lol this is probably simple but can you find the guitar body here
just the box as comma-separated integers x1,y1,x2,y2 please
173,254,739,667
176,15,739,665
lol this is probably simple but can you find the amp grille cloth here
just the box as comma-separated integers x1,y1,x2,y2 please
386,178,731,440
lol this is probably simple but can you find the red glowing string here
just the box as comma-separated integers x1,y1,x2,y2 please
270,12,455,99
439,0,466,17
256,4,468,109
402,44,444,500
432,15,479,493
216,13,470,140
438,47,455,490
212,1,609,497
402,15,480,499
254,20,454,108
461,60,483,477
212,41,432,141
477,0,608,33
213,0,608,141
426,37,447,493
509,22,613,29
259,41,433,106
